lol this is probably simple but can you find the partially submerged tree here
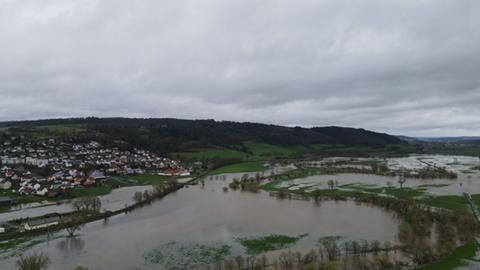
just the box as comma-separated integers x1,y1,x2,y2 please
397,176,406,189
133,191,143,203
16,253,50,270
65,215,84,237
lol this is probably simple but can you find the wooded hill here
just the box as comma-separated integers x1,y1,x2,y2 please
0,118,404,158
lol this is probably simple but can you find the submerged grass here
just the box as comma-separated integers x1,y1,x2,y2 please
237,234,308,255
0,237,51,260
144,242,231,269
471,166,480,171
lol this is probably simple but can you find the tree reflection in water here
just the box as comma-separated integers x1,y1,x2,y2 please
57,237,85,254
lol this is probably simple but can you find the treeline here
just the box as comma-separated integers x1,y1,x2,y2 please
206,246,402,270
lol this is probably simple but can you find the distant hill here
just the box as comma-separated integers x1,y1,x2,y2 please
0,117,403,157
416,137,480,143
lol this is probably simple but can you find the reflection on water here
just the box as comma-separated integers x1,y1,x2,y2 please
0,172,400,270
57,237,85,254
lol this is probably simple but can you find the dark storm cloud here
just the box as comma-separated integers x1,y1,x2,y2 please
1,0,479,136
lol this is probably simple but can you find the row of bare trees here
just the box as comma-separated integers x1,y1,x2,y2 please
72,197,101,212
205,245,403,270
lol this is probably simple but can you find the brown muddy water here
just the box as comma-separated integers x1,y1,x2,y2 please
0,172,400,270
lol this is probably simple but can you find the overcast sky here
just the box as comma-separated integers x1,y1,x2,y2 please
1,0,479,137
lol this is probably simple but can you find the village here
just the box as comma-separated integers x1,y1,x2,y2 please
0,136,190,202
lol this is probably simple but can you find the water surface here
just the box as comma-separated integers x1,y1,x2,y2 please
0,173,400,270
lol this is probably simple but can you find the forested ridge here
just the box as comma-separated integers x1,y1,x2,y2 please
0,117,402,154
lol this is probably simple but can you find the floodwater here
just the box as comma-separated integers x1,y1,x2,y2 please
292,155,480,196
0,185,152,223
0,172,400,270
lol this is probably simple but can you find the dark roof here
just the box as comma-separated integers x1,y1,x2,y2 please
0,196,11,203
27,216,60,227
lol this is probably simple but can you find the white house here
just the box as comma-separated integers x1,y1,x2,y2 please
0,181,12,190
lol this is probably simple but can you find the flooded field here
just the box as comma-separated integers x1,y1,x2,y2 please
0,185,152,223
2,155,476,269
291,155,480,196
0,172,400,270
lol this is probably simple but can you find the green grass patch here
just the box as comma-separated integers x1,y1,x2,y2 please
0,238,31,250
470,194,480,206
209,161,267,174
417,184,450,188
384,187,425,199
244,142,311,159
237,234,308,255
0,190,47,208
122,174,179,185
1,124,87,140
425,195,467,210
172,142,315,162
423,145,480,157
66,186,112,198
172,147,246,160
328,184,425,199
415,242,478,270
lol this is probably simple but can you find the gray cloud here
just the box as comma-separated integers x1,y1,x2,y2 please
1,0,479,136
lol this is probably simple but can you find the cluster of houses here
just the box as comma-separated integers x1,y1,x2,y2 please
0,137,190,199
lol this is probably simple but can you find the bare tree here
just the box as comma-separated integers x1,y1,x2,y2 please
321,238,339,261
327,180,335,190
72,197,102,213
398,176,406,189
153,183,164,195
65,216,83,237
133,191,143,203
16,253,50,270
143,190,152,201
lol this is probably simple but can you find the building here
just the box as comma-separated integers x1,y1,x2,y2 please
88,170,106,182
24,216,60,231
0,181,11,190
158,168,190,176
0,196,11,206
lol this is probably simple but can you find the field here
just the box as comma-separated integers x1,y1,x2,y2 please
0,124,87,140
415,242,478,270
424,195,468,211
0,190,46,205
209,161,267,174
66,186,112,198
172,147,246,160
243,142,311,159
119,174,181,185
